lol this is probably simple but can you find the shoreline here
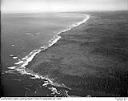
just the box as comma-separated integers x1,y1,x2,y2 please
5,11,128,96
7,14,90,74
25,11,128,96
6,14,90,96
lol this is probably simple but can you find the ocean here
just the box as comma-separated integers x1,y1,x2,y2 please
1,12,89,96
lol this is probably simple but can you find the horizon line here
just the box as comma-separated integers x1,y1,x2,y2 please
1,9,128,14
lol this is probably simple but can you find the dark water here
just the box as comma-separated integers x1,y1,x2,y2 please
1,13,86,96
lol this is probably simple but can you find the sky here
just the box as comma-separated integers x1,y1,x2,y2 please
1,0,128,13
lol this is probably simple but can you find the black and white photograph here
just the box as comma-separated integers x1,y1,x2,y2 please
1,0,128,98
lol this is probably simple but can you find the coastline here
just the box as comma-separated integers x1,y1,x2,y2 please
26,11,128,96
6,14,90,96
5,11,128,96
7,14,90,70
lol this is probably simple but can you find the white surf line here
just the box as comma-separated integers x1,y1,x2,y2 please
57,14,90,34
12,57,18,59
10,54,18,59
72,14,90,27
7,14,90,96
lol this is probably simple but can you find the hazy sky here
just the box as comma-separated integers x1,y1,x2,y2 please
2,0,128,13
